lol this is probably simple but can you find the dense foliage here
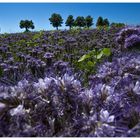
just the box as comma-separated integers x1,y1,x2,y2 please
103,18,110,27
65,15,75,30
85,15,93,28
19,20,35,32
19,14,124,32
0,26,140,137
96,17,110,28
49,13,63,30
74,16,86,28
96,16,104,27
110,22,125,28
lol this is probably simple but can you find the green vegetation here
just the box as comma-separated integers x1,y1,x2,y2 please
96,16,110,28
65,15,75,30
75,16,86,28
49,13,63,30
103,18,110,27
78,47,111,85
19,20,35,32
110,22,125,28
85,15,93,28
17,14,126,32
96,16,104,27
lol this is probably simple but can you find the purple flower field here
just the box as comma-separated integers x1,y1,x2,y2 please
0,26,140,137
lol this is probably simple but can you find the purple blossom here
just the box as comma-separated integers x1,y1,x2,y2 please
0,28,140,137
116,26,140,49
100,109,115,123
133,81,140,95
10,105,26,116
124,34,140,48
43,52,54,59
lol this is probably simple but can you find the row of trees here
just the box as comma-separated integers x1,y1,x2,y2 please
19,13,125,32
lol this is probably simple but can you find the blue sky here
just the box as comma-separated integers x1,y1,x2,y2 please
0,3,140,33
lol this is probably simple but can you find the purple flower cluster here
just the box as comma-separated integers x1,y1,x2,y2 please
0,27,139,137
0,29,119,85
116,26,140,49
0,51,140,137
124,34,140,48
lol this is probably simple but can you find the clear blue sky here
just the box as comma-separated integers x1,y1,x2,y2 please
0,3,140,33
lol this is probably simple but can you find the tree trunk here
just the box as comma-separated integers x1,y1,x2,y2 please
25,27,29,32
56,27,58,30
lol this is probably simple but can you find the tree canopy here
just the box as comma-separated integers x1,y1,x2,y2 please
96,16,104,27
110,22,125,28
103,18,110,27
19,20,35,32
75,16,86,28
96,17,110,28
65,15,75,30
85,15,93,28
49,13,63,30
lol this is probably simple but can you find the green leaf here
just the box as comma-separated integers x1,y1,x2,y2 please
87,61,94,67
78,54,90,62
102,48,111,56
33,34,40,40
89,49,96,55
97,51,103,59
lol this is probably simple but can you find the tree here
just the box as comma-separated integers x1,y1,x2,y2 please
73,20,77,28
96,16,104,27
75,16,86,28
19,20,35,32
49,13,63,30
65,15,75,30
103,18,110,27
85,15,93,28
110,22,125,28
